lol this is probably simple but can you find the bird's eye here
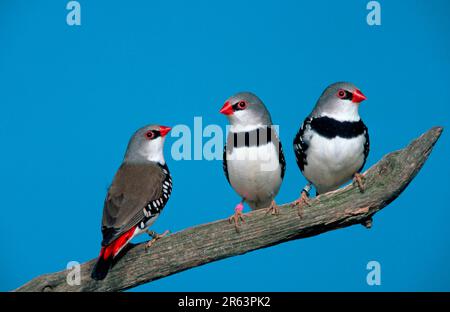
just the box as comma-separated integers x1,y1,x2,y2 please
237,101,247,109
145,131,155,140
337,89,346,99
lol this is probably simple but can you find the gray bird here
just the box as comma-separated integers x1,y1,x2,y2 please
91,124,172,280
293,82,369,214
220,92,286,230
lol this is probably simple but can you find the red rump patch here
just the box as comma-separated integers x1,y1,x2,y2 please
101,226,137,260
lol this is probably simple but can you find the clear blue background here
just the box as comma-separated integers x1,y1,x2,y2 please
0,0,449,291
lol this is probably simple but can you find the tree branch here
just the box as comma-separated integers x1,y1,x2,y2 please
14,127,443,292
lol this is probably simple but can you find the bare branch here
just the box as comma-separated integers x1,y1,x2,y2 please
14,127,443,292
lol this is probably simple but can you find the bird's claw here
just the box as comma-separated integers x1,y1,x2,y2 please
265,200,280,216
293,191,310,218
353,173,366,193
145,229,170,250
228,211,245,232
228,210,245,233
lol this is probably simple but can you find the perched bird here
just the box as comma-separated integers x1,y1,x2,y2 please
91,125,172,280
293,82,369,214
220,92,286,230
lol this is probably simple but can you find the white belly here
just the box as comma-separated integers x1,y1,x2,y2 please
226,143,282,208
303,133,365,194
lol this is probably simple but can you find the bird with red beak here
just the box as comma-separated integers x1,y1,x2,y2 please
220,92,286,231
293,82,369,216
91,124,173,280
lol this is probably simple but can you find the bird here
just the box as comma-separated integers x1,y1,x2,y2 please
220,92,286,231
293,82,369,215
91,124,173,280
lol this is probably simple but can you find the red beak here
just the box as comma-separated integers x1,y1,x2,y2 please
352,89,367,103
159,126,171,137
219,101,234,115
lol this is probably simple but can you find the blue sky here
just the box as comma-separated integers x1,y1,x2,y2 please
0,0,449,291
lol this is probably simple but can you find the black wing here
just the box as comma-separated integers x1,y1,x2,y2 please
293,117,312,172
358,123,370,173
278,140,286,179
268,127,286,180
222,144,230,184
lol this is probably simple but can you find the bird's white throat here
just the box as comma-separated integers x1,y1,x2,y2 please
139,137,166,165
320,104,361,122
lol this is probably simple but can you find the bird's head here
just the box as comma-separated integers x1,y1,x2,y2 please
124,124,171,164
219,92,272,130
313,82,367,122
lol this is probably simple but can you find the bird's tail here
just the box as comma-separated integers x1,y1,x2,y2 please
91,226,138,280
91,247,113,281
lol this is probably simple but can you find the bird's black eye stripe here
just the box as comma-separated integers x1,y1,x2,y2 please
337,89,353,101
232,101,247,111
145,130,161,139
346,91,353,101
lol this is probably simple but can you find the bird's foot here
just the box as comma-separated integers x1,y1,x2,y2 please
293,191,310,218
228,202,245,233
265,200,280,216
353,173,366,193
145,229,170,250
